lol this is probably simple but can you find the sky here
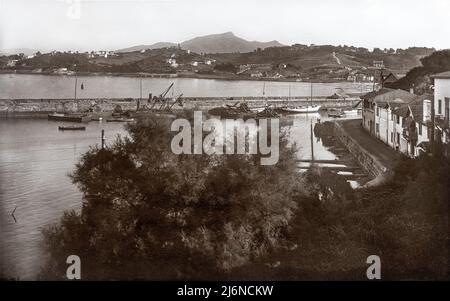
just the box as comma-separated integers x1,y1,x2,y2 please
1,0,450,52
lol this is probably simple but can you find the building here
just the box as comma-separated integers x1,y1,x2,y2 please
361,72,450,157
166,58,178,68
431,71,450,128
373,60,385,69
6,59,18,67
431,71,450,155
381,72,398,87
361,88,417,135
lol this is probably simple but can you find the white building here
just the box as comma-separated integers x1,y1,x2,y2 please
432,71,450,128
372,95,434,157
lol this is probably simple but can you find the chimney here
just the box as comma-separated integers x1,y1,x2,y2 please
423,99,431,123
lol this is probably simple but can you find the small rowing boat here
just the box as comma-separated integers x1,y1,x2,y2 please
328,109,345,118
106,118,135,123
58,126,86,131
343,109,358,115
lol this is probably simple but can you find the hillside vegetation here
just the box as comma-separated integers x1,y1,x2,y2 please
387,50,450,94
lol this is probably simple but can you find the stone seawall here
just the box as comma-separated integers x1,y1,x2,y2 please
333,120,391,186
0,97,359,118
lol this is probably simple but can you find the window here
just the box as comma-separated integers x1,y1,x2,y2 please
376,123,379,134
397,133,400,144
376,107,380,116
419,124,422,135
391,132,393,142
438,99,442,115
396,115,400,124
445,97,449,121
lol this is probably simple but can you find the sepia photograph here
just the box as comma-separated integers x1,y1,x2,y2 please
0,0,449,292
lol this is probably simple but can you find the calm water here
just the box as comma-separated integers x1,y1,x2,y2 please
0,74,372,98
0,74,364,279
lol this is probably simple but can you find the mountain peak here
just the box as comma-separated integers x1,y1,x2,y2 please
117,32,284,54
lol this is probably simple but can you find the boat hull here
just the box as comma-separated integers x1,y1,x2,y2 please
279,105,321,113
58,126,86,131
48,114,90,123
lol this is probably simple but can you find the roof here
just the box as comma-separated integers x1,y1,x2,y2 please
361,88,394,100
392,94,433,120
431,71,450,79
392,105,410,117
361,89,417,105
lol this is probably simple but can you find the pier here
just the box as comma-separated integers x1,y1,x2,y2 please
0,96,360,118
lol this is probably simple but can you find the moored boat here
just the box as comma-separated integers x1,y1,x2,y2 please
328,110,345,118
279,105,322,113
58,125,86,131
106,118,135,122
48,113,90,123
343,109,358,115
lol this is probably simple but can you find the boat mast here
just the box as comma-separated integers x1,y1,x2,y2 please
74,76,78,100
288,84,291,102
310,82,313,107
263,82,267,107
310,119,315,162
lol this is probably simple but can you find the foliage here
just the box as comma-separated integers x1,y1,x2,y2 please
213,62,237,73
387,50,450,94
41,115,303,280
235,154,449,280
41,115,449,280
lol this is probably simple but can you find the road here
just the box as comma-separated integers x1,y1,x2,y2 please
338,118,400,171
332,52,341,65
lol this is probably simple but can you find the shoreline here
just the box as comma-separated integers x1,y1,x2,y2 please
0,69,373,85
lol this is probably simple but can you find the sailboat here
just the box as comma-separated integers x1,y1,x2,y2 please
249,82,271,113
280,82,321,113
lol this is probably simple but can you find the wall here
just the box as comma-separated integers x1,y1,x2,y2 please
434,78,450,122
0,97,359,118
333,121,391,186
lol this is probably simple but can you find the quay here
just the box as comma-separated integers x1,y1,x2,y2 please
332,118,400,186
0,96,361,118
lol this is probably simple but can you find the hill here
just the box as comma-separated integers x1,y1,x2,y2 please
386,49,450,94
116,32,284,54
180,32,284,54
116,42,177,53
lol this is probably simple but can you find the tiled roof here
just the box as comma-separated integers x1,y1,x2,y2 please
431,71,450,79
361,88,394,100
392,105,410,117
362,89,417,105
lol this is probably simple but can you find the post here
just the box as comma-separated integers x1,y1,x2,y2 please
74,76,78,100
101,129,105,149
430,97,435,155
310,120,315,162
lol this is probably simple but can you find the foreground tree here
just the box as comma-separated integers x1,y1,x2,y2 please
41,116,304,280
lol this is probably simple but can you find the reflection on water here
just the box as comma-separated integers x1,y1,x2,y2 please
0,112,359,279
0,119,127,279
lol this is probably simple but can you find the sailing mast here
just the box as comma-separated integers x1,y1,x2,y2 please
74,76,78,100
263,82,267,108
